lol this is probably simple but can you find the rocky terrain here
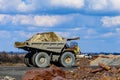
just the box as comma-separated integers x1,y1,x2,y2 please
22,55,120,80
0,53,120,80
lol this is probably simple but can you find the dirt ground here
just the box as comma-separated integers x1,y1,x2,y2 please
68,57,120,80
22,56,120,80
0,55,120,80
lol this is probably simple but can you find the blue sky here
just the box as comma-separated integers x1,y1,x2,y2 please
0,0,120,53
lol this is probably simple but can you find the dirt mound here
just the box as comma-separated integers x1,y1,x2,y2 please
90,55,120,66
98,54,120,58
22,65,66,80
27,32,64,42
22,56,120,80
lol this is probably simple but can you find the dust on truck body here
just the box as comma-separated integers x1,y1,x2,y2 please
15,32,80,67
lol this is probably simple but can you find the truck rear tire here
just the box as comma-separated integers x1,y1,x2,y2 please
32,53,38,67
24,53,33,67
60,52,75,67
32,52,50,67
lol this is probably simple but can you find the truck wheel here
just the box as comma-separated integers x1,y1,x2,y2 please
24,53,33,67
33,52,50,67
60,52,75,67
32,53,38,67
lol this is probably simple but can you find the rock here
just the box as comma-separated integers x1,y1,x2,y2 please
4,76,16,80
99,63,111,71
99,72,116,80
22,65,66,80
90,55,120,67
90,68,103,73
110,67,119,73
76,54,92,59
98,54,120,58
119,68,120,72
52,76,66,80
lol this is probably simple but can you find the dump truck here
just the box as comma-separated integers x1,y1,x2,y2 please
15,32,80,67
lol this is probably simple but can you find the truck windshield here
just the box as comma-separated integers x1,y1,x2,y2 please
69,41,78,48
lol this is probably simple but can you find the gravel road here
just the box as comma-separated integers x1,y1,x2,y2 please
0,66,76,80
0,66,32,80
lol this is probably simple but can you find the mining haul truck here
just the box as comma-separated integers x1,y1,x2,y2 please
14,32,80,67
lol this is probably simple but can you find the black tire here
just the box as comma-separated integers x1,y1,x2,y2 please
24,53,34,67
60,52,75,67
33,52,50,68
32,53,38,67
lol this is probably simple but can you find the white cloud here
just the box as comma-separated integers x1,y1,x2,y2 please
86,28,97,35
13,31,33,38
17,0,35,12
115,28,120,36
51,0,84,9
69,27,98,39
87,0,120,11
83,28,97,39
101,32,114,38
72,27,82,31
0,0,120,13
68,27,84,31
0,0,20,11
101,16,120,27
0,14,12,24
33,15,67,27
0,30,10,38
88,0,108,10
12,15,33,25
116,28,120,32
0,14,69,27
0,0,35,12
110,0,120,11
17,2,31,12
56,32,70,37
0,30,35,40
27,26,37,31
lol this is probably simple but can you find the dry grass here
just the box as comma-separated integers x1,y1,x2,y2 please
0,52,24,65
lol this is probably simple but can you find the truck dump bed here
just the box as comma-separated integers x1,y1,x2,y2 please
15,32,67,53
15,32,80,53
15,41,66,53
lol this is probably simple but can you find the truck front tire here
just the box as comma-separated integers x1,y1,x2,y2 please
60,52,75,67
32,52,50,67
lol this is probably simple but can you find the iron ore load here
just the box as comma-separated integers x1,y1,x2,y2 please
15,32,80,67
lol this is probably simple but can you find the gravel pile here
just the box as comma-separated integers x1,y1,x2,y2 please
0,76,16,80
27,32,64,42
90,55,120,67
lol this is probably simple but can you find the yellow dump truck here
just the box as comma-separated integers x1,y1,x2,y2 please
15,32,80,67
